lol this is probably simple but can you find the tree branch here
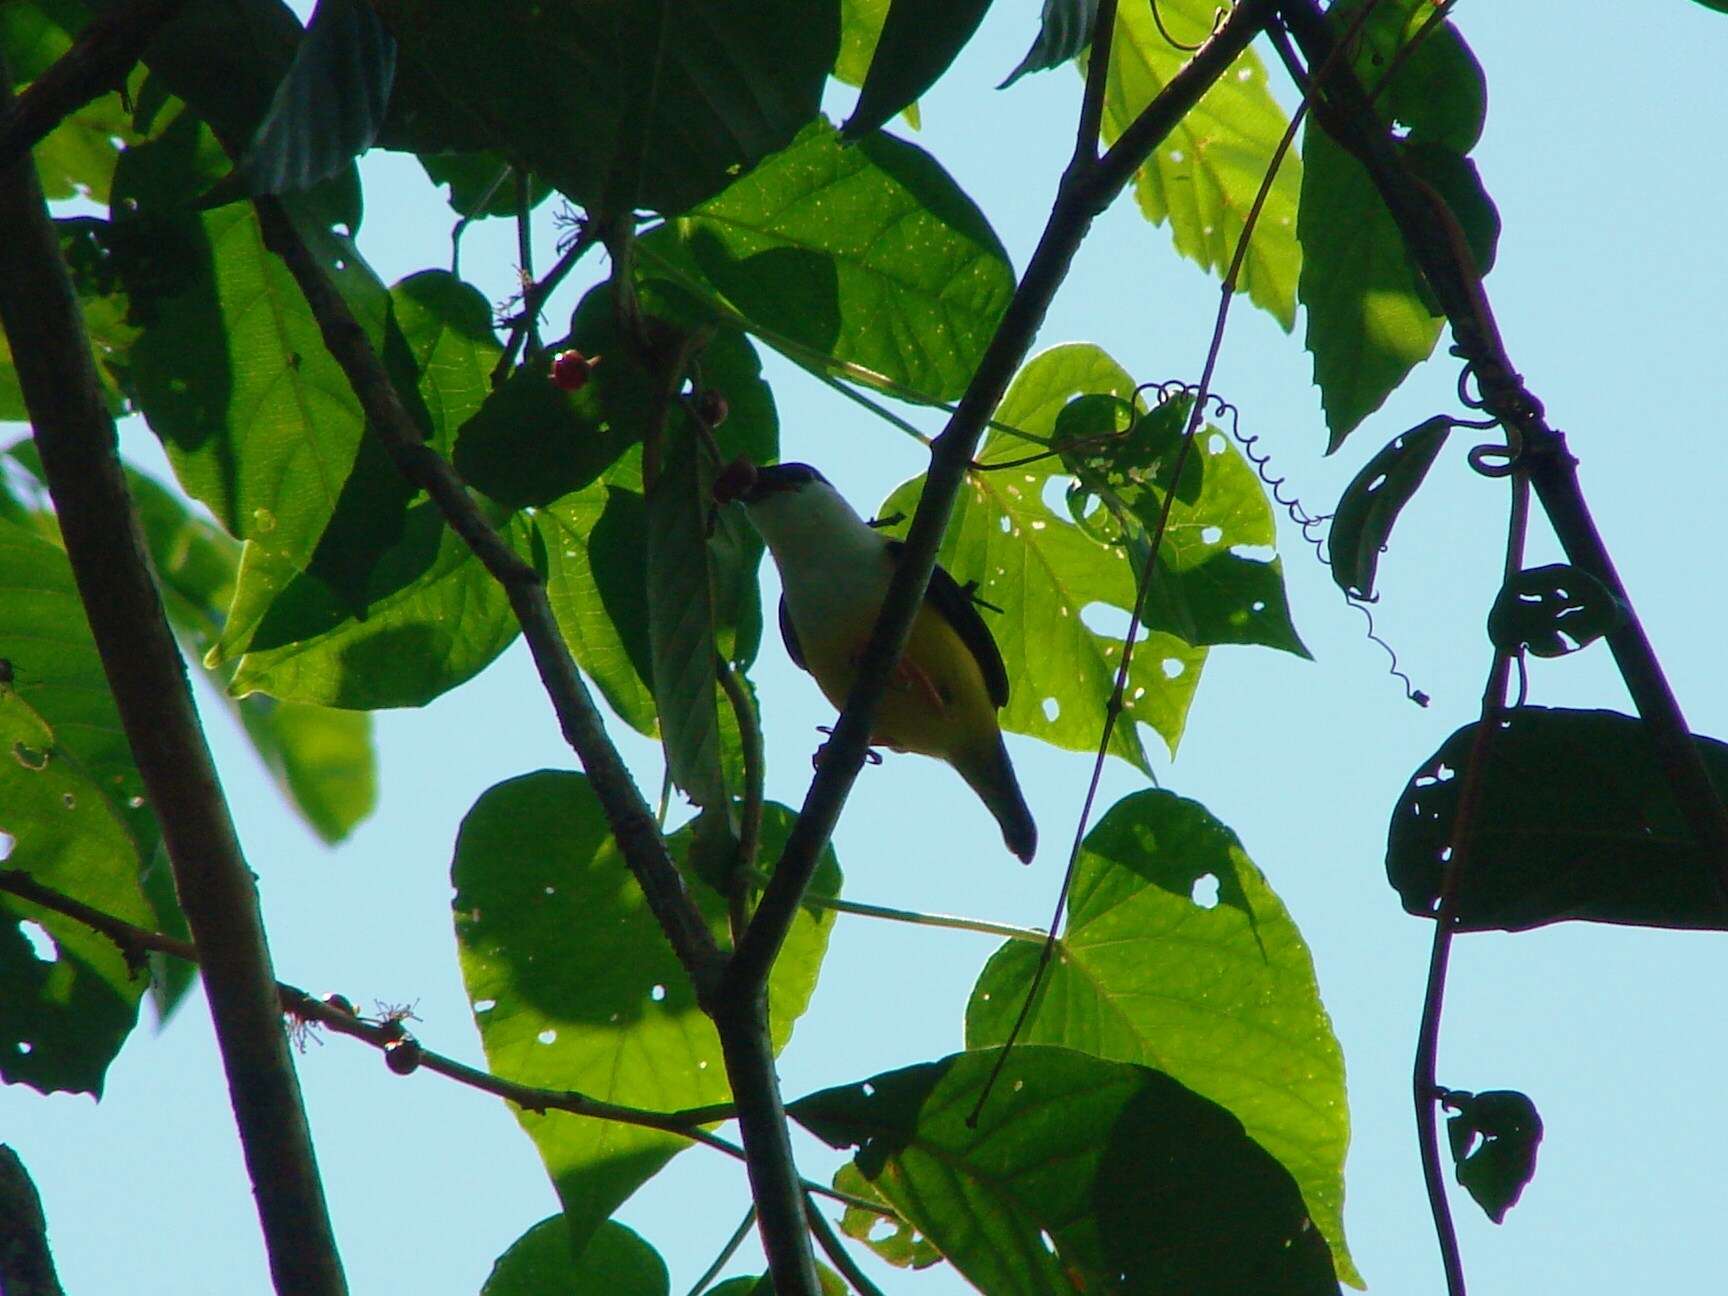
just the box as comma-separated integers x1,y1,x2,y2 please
0,1147,64,1296
0,77,347,1296
248,195,725,1001
0,0,186,174
0,868,888,1220
1272,0,1728,894
726,0,1279,997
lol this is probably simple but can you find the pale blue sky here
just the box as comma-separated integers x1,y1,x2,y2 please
5,5,1727,1294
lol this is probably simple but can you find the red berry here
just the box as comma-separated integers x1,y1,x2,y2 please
549,349,601,391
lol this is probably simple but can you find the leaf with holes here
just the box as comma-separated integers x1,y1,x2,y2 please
1487,564,1624,659
1098,0,1301,329
1330,0,1486,154
833,1162,942,1269
881,344,1258,771
842,0,992,138
1000,0,1099,88
1060,387,1307,658
1327,415,1451,598
1443,1089,1543,1224
791,1047,1339,1294
453,777,838,1254
372,0,836,217
481,1217,668,1296
1388,708,1728,931
641,121,1014,402
967,789,1358,1286
0,692,153,1096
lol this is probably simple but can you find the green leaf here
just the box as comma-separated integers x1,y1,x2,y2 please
1099,0,1301,329
0,517,153,846
122,463,379,841
999,0,1099,89
881,344,1219,771
1405,143,1500,279
842,0,991,138
1388,707,1728,931
708,1264,846,1296
238,0,397,196
482,1217,669,1296
643,120,1014,402
1062,391,1308,657
834,0,891,86
1326,415,1451,599
1487,563,1624,659
452,777,838,1252
421,154,550,220
537,474,658,736
1442,1089,1543,1224
0,691,152,1097
967,789,1358,1286
791,1047,1339,1294
1297,124,1443,450
372,0,837,217
212,270,521,709
833,1162,942,1269
646,428,725,808
116,109,398,581
1332,0,1486,153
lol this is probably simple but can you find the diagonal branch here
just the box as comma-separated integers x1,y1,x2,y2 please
726,0,1280,997
248,195,725,1001
1271,0,1728,896
0,76,346,1296
0,0,187,173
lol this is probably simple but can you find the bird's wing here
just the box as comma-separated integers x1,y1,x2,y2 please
887,540,1010,709
778,595,809,671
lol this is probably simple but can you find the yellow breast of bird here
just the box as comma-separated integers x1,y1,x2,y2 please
796,580,1000,764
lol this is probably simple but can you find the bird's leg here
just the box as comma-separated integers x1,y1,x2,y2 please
813,725,883,770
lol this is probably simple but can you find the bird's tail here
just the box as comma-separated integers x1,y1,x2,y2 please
957,735,1037,864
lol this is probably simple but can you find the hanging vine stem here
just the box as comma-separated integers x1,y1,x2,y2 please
964,0,1385,1120
1411,464,1530,1296
684,1207,758,1296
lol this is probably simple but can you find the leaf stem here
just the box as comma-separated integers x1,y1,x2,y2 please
806,1195,888,1296
741,874,1048,944
0,96,347,1292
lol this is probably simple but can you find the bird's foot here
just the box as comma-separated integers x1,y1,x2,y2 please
812,725,883,770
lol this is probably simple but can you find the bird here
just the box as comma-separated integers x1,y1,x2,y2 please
718,460,1037,863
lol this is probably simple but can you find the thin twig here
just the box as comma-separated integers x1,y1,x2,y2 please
806,1195,888,1296
727,0,1279,1000
1411,473,1529,1296
718,658,765,945
685,1206,758,1295
0,0,186,173
1274,0,1728,897
488,218,601,388
0,87,347,1293
513,168,543,360
0,868,888,1219
248,195,724,1000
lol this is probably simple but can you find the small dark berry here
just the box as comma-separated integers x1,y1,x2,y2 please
549,349,601,391
712,456,758,505
384,1037,422,1076
695,389,730,427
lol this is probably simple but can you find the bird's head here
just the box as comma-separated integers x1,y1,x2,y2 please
713,459,872,554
